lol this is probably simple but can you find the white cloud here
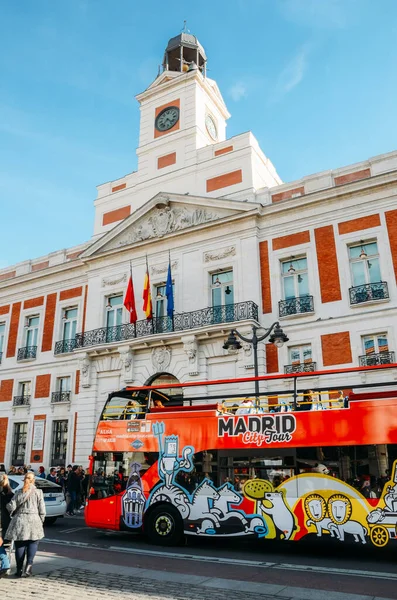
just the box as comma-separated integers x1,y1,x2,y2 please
278,46,308,94
229,81,248,102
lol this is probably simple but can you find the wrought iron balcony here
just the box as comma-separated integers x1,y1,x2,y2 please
17,346,37,361
13,395,30,407
54,339,76,355
279,295,314,318
349,282,389,305
51,391,71,403
284,362,317,374
75,301,259,349
359,351,395,367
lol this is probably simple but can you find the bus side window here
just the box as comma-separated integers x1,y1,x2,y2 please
174,450,218,490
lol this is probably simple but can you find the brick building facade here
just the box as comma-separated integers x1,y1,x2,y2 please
0,32,396,468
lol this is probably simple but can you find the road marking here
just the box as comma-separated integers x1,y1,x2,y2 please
42,538,397,581
275,562,397,581
59,527,87,534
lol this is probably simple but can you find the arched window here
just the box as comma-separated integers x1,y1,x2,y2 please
145,372,183,406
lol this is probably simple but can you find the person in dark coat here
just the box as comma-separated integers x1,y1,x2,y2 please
6,472,45,577
0,474,13,576
66,466,82,515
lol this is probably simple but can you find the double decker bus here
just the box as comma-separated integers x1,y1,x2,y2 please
85,364,397,549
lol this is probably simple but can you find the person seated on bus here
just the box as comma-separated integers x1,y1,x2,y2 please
123,400,138,419
236,397,255,415
296,390,316,411
150,398,164,410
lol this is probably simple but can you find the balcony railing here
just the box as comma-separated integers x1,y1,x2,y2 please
284,362,317,374
17,346,37,361
51,391,71,403
54,339,76,355
76,301,259,349
279,295,314,318
349,282,389,305
13,395,30,407
359,351,395,367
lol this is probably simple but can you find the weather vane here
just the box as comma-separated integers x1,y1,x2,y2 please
182,20,190,33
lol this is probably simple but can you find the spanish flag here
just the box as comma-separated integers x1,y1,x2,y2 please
142,265,152,319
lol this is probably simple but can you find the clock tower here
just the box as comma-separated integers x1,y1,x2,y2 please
135,32,230,177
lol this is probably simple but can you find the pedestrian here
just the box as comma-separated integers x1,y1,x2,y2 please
5,472,45,577
0,474,14,577
57,467,67,496
66,465,81,515
37,466,46,479
46,468,58,484
7,467,16,476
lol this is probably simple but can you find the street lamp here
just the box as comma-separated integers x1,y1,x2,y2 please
223,322,289,400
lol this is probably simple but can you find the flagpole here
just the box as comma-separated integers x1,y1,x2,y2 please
130,261,136,338
146,254,154,334
169,250,174,332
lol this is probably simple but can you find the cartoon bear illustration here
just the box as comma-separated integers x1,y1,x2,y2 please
259,491,295,540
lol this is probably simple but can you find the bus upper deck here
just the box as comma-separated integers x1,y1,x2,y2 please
86,364,397,548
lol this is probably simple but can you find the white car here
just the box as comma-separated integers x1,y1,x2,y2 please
8,475,67,524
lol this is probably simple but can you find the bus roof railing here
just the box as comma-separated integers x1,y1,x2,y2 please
125,363,397,392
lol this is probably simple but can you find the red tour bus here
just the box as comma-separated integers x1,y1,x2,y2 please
85,364,397,548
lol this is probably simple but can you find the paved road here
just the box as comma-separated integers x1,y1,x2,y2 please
0,513,396,599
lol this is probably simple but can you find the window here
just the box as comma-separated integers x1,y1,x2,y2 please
0,322,5,360
349,241,381,287
362,333,389,356
19,381,31,398
211,270,234,306
360,333,393,365
211,270,234,323
62,307,78,341
285,344,315,374
289,345,312,365
154,283,173,333
279,258,313,316
11,422,28,466
155,284,167,319
105,295,123,342
51,420,68,466
57,376,71,392
219,449,296,491
106,295,123,328
24,316,39,348
281,257,309,299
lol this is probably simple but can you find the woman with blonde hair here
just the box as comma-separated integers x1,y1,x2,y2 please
5,471,45,577
0,473,14,576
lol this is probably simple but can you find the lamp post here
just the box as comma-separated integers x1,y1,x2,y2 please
223,322,289,402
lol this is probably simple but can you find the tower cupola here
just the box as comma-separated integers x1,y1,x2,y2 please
163,30,207,75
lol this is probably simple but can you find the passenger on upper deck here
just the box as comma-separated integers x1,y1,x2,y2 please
236,397,255,415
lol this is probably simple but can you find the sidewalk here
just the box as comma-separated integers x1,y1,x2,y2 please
0,550,393,600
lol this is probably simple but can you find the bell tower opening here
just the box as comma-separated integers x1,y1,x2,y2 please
163,30,207,75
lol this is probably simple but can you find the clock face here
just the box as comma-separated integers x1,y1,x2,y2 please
205,114,218,140
155,106,180,132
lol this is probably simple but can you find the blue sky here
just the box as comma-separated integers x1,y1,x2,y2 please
1,0,397,267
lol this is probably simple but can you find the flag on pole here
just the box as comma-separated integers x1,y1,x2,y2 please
142,258,152,320
124,263,137,324
166,254,174,318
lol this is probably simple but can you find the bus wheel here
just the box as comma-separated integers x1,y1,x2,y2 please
145,504,184,546
370,525,389,547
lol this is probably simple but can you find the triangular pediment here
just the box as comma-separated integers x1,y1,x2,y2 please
146,71,181,90
82,192,259,259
